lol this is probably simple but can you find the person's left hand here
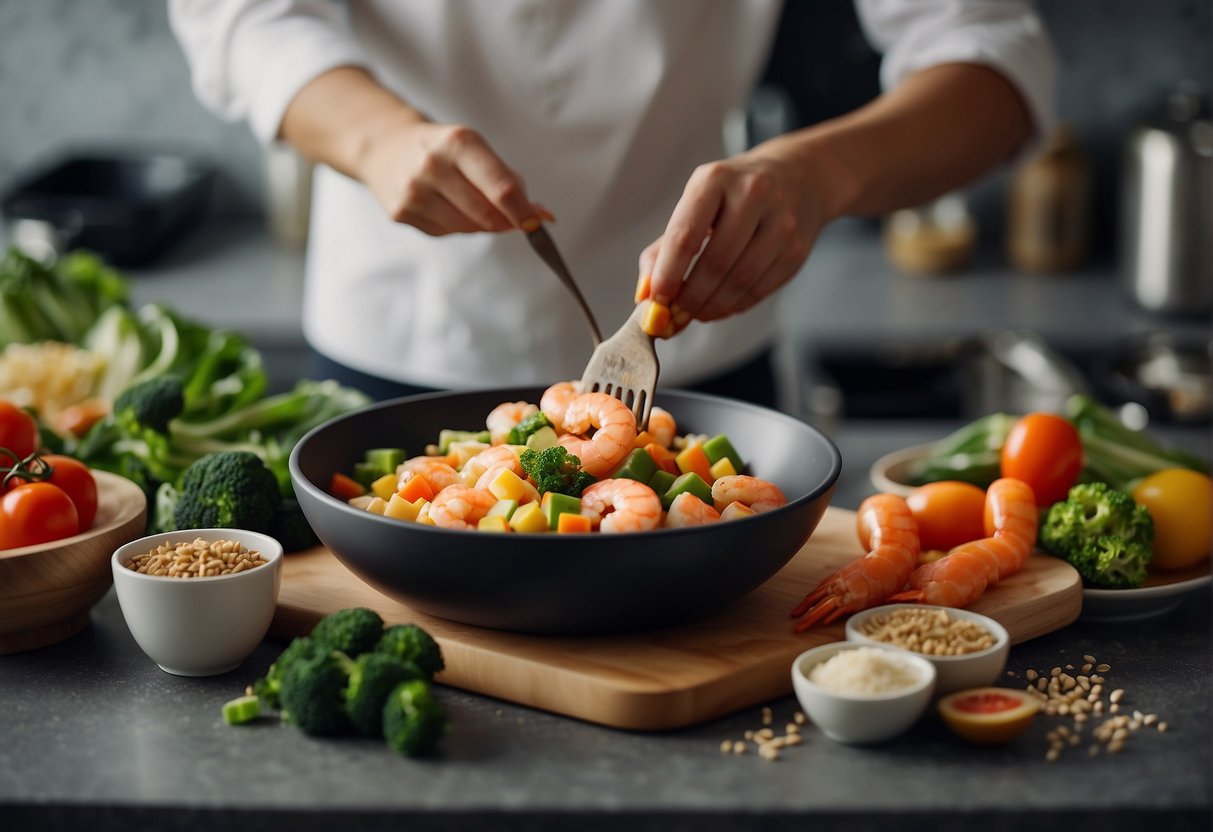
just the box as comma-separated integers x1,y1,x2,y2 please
637,145,833,334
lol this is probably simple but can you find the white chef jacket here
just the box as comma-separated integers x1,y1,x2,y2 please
170,0,1054,390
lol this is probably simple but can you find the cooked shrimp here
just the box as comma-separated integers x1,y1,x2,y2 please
710,475,787,513
428,485,499,530
647,407,676,448
579,479,662,533
791,494,921,630
540,381,581,427
486,400,538,445
664,492,720,527
557,392,638,477
461,444,523,487
397,456,462,491
889,478,1038,608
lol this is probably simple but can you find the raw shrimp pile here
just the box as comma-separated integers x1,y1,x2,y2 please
350,381,788,533
791,478,1039,626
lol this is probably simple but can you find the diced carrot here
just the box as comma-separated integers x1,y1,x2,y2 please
644,443,679,476
395,472,434,504
330,472,367,501
675,443,713,483
556,513,592,534
633,430,656,450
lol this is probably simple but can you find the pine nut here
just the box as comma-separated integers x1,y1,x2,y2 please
125,538,267,578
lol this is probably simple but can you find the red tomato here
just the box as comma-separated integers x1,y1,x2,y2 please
0,401,39,461
7,455,98,531
906,481,987,551
0,482,79,550
999,412,1082,506
950,690,1027,714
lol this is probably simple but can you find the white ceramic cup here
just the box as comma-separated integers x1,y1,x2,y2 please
112,528,283,676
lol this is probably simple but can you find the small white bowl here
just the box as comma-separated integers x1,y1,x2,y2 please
112,529,283,676
790,641,936,744
845,604,1010,696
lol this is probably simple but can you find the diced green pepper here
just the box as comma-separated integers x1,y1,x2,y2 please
662,472,713,509
439,429,491,454
364,447,406,475
702,434,743,473
648,469,677,503
543,492,582,530
524,425,559,451
222,694,261,725
487,499,519,521
353,461,383,488
507,412,554,446
611,448,658,483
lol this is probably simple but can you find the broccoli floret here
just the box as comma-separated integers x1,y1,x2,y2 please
269,498,320,553
113,376,186,434
337,652,426,736
172,450,281,533
519,445,596,497
73,376,190,483
382,679,448,757
1068,535,1153,589
310,607,385,657
278,649,351,736
506,411,554,446
375,624,444,678
1039,482,1154,589
250,636,327,709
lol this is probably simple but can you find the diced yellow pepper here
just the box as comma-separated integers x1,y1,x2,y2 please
640,300,671,337
509,501,549,533
478,515,511,533
371,473,399,501
384,494,427,522
366,496,388,515
709,457,738,480
448,440,491,469
487,467,530,503
719,501,757,522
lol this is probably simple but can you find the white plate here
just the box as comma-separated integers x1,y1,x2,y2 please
1081,571,1211,622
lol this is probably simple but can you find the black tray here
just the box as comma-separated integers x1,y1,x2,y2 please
1,151,215,267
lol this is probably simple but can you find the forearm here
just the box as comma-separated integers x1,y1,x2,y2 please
279,66,425,182
765,62,1034,221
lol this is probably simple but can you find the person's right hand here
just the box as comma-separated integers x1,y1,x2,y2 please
358,119,551,236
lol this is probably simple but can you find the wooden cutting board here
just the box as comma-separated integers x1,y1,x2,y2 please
271,507,1082,731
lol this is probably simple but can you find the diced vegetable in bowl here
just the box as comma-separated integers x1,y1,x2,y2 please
289,386,842,634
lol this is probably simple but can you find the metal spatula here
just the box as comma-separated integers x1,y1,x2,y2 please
578,302,660,431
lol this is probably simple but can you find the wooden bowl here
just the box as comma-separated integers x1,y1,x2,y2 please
0,470,147,654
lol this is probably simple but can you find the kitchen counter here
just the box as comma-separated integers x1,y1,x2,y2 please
3,219,1209,830
2,420,1210,832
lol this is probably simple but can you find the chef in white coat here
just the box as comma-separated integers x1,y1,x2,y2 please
170,0,1054,406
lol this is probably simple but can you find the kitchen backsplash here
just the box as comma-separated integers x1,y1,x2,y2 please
0,0,1208,253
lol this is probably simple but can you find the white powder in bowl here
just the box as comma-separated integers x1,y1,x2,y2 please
808,646,922,695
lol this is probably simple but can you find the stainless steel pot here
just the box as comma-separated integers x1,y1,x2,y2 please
1120,84,1213,316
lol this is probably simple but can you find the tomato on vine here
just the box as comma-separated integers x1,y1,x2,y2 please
0,482,79,550
5,454,98,532
0,402,39,461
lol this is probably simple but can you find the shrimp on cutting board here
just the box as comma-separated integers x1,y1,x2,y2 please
889,477,1038,608
791,493,920,630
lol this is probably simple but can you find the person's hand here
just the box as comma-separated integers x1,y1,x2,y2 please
358,118,552,236
636,145,834,334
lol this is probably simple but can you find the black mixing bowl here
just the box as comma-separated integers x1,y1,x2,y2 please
289,387,841,634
